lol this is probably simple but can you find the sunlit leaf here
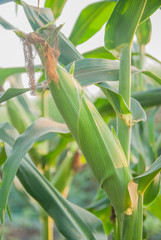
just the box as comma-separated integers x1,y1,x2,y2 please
45,0,67,19
83,47,116,60
141,0,161,23
69,1,116,46
105,0,147,52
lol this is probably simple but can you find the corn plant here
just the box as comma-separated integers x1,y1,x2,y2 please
0,0,161,240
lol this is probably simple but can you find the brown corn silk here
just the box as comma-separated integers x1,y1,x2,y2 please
22,26,60,93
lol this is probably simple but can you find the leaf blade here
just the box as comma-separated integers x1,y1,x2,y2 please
0,118,69,223
69,1,116,46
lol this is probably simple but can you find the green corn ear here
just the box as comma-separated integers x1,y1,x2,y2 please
49,67,132,216
20,30,132,216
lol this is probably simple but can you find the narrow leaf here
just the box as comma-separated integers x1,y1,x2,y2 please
136,18,152,46
0,17,15,30
83,47,116,60
105,0,147,52
45,0,67,19
21,0,83,65
143,175,160,206
0,0,15,5
17,158,107,240
100,82,146,125
0,88,30,103
0,66,41,86
141,0,161,23
133,155,161,193
1,123,107,240
141,71,161,85
0,118,69,222
65,58,138,86
69,1,116,46
148,195,161,221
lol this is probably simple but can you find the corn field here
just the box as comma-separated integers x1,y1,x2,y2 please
0,0,161,240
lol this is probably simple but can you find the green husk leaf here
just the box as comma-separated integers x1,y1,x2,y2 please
1,123,107,240
77,96,132,215
69,1,116,46
0,118,69,223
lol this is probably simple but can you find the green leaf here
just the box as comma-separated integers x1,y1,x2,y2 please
132,87,161,109
21,0,83,65
45,0,67,19
17,158,107,240
148,195,161,221
141,0,161,23
0,3,83,66
133,155,161,193
147,108,158,158
83,47,116,60
100,82,146,126
65,58,140,86
52,149,74,192
7,99,28,134
0,144,7,167
69,1,116,46
0,118,69,223
145,53,161,65
65,59,122,85
141,71,161,85
143,175,160,206
0,66,41,86
136,18,152,46
0,0,15,4
105,0,147,52
0,17,15,30
1,124,107,240
0,88,30,103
